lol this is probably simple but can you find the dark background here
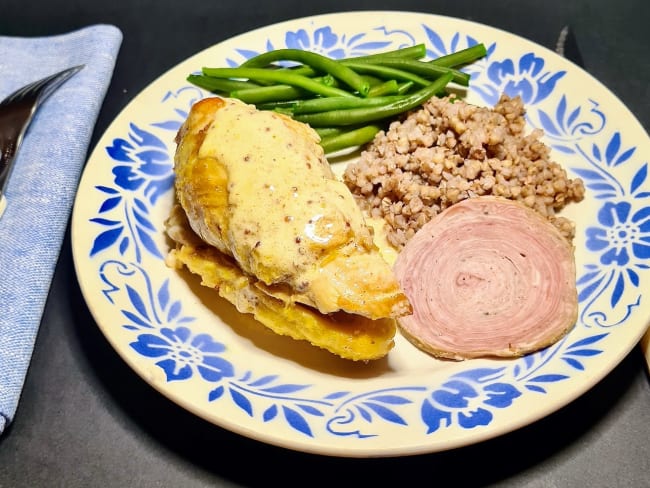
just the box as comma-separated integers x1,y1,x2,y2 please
1,1,649,486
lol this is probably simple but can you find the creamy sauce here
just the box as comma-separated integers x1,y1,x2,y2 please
198,99,371,284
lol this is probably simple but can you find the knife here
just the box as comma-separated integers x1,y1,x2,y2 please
555,25,586,68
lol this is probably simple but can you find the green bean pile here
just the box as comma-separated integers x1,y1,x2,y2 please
188,43,487,154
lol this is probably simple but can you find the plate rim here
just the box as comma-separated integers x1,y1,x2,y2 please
71,10,650,457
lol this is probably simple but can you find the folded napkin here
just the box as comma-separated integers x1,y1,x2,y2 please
0,25,122,434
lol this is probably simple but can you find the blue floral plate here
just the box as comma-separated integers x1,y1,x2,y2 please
71,11,650,457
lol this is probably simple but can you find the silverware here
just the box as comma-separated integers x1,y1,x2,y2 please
555,25,585,68
0,65,84,217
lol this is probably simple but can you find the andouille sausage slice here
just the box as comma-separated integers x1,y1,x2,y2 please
393,196,578,360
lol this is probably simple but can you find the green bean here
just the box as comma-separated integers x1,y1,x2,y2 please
320,125,383,154
349,44,427,62
240,49,370,96
345,57,470,86
187,74,260,93
339,61,432,87
255,99,300,111
292,94,405,114
367,79,400,97
202,67,355,98
230,85,308,104
294,72,453,127
396,81,415,94
271,45,427,79
430,43,487,68
314,127,347,138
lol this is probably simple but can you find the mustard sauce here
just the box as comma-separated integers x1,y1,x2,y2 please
198,99,371,284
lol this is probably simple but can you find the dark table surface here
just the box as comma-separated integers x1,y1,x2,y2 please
1,1,649,486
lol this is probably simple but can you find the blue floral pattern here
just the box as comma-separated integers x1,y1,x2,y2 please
77,16,649,450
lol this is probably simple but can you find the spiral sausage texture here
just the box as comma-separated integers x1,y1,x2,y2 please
394,196,578,360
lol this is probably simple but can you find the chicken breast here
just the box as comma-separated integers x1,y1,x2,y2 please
165,205,397,361
173,97,411,320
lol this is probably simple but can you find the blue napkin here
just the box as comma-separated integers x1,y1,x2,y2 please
0,25,122,434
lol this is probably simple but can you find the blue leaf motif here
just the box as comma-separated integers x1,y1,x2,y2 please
605,133,621,164
528,374,569,383
586,183,617,192
611,273,625,308
133,209,156,231
630,164,648,194
96,185,119,194
263,404,278,421
209,386,224,401
627,268,640,287
249,375,279,387
363,402,407,425
282,406,313,436
356,405,372,422
296,404,324,416
158,280,170,310
538,109,560,136
90,227,123,256
324,391,349,400
122,310,151,328
90,217,121,226
119,237,129,255
261,384,310,394
126,284,149,319
167,301,181,322
151,120,183,131
134,198,148,213
230,389,253,416
366,394,411,405
578,277,604,303
553,144,576,155
566,349,601,357
567,333,608,348
422,24,446,54
592,143,602,161
572,168,608,183
562,357,585,370
99,196,122,213
136,225,163,259
615,147,635,166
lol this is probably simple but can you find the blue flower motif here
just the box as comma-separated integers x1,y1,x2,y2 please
286,26,345,59
586,201,650,266
106,123,174,204
475,52,566,106
130,326,235,382
421,368,521,432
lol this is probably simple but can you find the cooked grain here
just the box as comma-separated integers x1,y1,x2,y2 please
343,94,585,248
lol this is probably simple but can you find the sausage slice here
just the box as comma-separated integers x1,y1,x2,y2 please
394,196,578,360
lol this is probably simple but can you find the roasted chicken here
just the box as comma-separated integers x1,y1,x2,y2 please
166,97,411,360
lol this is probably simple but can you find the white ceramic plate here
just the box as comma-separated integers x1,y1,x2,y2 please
71,11,650,457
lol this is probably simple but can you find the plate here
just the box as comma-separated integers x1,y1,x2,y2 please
71,11,650,457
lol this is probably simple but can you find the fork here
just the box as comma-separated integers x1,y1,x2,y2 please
0,65,84,217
